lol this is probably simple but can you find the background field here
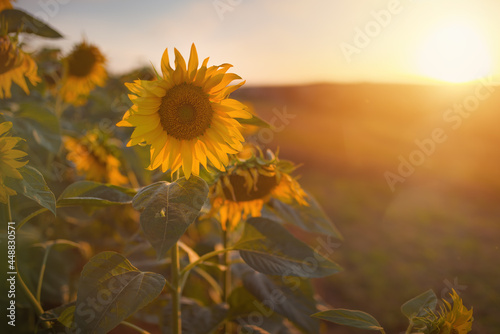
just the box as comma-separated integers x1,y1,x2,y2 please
233,83,500,333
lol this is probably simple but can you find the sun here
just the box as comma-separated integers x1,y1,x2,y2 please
417,21,492,83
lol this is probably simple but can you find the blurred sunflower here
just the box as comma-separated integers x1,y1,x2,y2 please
415,290,473,334
0,121,28,203
0,35,40,99
60,40,107,106
0,0,14,11
207,148,308,230
64,130,128,185
117,43,251,179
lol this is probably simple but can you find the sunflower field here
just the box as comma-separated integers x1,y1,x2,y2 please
0,2,475,334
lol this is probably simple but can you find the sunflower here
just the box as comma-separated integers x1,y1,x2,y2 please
117,43,251,179
0,121,28,203
437,290,473,334
0,35,40,99
0,0,14,11
207,148,308,230
59,40,107,106
64,130,128,185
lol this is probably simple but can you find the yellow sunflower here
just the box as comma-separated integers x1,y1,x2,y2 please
0,0,14,11
59,40,107,106
208,148,308,230
64,131,128,185
117,43,251,179
0,35,40,99
437,290,473,334
0,121,28,203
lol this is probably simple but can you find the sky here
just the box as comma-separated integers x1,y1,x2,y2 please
15,0,500,85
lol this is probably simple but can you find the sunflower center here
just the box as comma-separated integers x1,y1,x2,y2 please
0,37,19,75
158,83,213,140
68,47,97,77
223,173,279,202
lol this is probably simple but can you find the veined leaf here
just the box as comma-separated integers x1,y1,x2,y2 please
243,270,320,333
267,194,343,239
234,217,342,278
401,289,438,320
6,165,56,215
73,252,165,333
132,176,209,259
312,309,383,331
0,9,63,38
57,181,135,207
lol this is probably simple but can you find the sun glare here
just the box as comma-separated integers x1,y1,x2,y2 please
417,21,492,83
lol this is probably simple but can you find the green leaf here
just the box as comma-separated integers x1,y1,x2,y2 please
236,113,271,128
312,309,383,331
0,9,63,38
234,217,342,277
73,252,165,334
7,102,62,153
5,165,56,215
57,181,135,207
163,298,228,334
132,176,209,259
401,289,438,320
267,194,343,239
242,269,320,333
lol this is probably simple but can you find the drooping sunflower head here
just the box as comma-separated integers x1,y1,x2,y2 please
208,147,308,230
60,40,107,106
64,129,128,185
0,35,40,99
117,43,251,179
0,121,28,203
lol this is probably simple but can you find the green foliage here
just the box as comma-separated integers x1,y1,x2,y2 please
234,217,342,277
401,289,438,320
0,9,63,38
57,181,135,207
236,113,271,128
5,165,56,214
73,252,165,333
132,176,209,259
312,309,383,331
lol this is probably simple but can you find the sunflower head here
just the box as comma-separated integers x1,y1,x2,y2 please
117,43,252,179
0,35,40,98
64,129,128,185
414,290,473,334
0,0,14,12
0,121,28,203
208,147,308,230
60,40,107,106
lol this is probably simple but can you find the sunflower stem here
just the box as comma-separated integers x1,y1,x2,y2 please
36,242,54,303
18,208,48,230
121,321,151,334
171,242,182,334
222,227,234,333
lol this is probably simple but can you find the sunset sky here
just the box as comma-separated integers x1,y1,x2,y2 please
16,0,500,85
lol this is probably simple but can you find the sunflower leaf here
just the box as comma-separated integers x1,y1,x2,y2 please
234,217,342,277
311,309,383,331
132,176,209,259
57,181,135,207
73,252,165,333
6,165,56,215
401,289,438,320
0,9,63,38
266,194,343,240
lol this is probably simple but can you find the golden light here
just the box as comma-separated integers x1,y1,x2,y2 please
417,21,492,83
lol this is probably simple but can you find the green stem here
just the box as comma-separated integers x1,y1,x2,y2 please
121,321,151,334
179,248,233,278
222,228,233,333
405,320,414,334
7,195,12,221
171,243,181,334
36,243,54,303
18,208,48,230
